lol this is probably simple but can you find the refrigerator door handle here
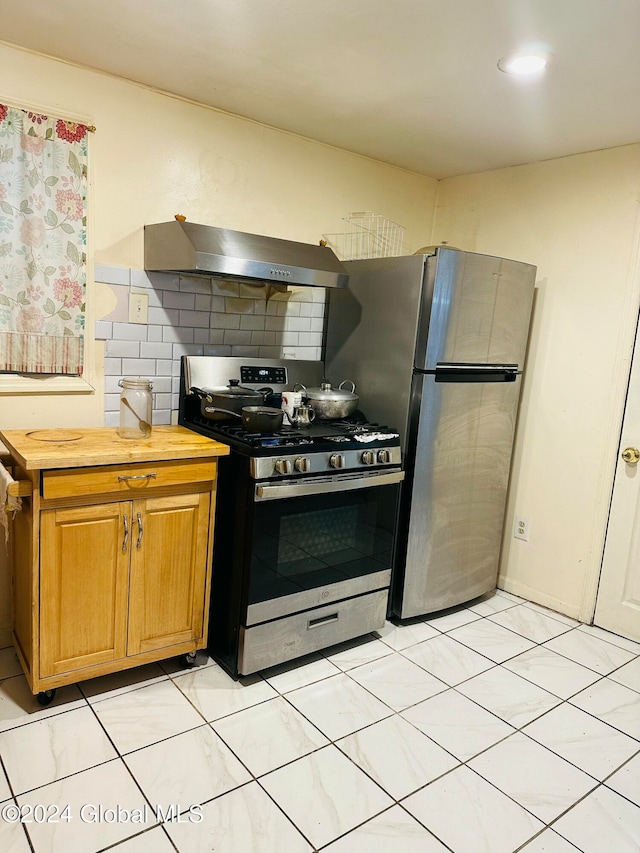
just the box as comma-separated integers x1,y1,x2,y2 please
433,363,519,383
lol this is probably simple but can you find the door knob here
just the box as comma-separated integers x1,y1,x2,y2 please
621,447,640,464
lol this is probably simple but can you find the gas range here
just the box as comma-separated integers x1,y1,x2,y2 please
179,356,402,479
178,356,404,677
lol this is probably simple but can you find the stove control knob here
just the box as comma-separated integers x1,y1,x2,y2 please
295,457,311,473
377,449,391,464
275,459,293,475
361,450,376,465
329,453,345,469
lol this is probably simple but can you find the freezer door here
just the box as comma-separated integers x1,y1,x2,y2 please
394,372,522,618
419,249,536,371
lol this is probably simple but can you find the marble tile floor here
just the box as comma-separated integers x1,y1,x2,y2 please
0,590,639,852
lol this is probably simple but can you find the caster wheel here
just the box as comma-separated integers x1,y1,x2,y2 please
181,652,198,668
36,689,56,706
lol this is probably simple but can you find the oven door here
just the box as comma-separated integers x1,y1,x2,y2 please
246,470,404,625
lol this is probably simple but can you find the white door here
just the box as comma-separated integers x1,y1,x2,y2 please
594,327,640,641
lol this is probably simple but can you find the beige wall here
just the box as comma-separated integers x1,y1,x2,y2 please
0,42,437,639
0,41,437,429
433,145,640,618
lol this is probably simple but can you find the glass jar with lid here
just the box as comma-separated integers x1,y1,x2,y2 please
118,377,153,439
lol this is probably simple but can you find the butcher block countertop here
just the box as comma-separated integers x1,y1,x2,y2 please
0,425,229,470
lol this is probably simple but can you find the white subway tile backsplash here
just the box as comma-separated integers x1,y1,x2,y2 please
164,291,196,311
288,288,314,303
129,269,153,290
104,358,122,375
105,411,120,427
172,343,204,358
98,267,324,426
104,393,120,413
154,393,173,410
151,376,172,393
162,325,194,343
224,329,253,346
95,264,130,286
258,345,281,358
112,322,148,342
95,321,113,340
147,325,163,342
145,289,163,309
278,301,301,317
122,358,156,375
281,331,299,346
231,345,260,357
265,316,285,332
148,306,179,326
298,332,323,347
179,310,210,328
140,342,173,359
147,272,180,291
104,376,123,394
287,316,312,332
153,410,172,425
154,360,174,376
194,294,212,312
210,312,240,330
106,340,140,358
179,275,213,294
240,314,266,331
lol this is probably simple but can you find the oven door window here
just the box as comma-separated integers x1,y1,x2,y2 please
250,483,399,605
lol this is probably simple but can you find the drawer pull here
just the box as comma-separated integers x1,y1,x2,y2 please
122,514,129,552
136,512,143,549
307,612,339,630
117,473,157,483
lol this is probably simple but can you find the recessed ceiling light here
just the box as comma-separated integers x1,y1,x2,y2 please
498,53,547,75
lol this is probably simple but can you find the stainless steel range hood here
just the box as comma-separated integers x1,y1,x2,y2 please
144,221,348,288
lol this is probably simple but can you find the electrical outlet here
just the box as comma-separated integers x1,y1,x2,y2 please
513,515,531,541
129,292,148,324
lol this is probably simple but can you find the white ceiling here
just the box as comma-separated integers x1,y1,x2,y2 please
1,0,639,179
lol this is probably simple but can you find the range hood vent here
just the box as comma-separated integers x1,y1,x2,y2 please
144,221,348,289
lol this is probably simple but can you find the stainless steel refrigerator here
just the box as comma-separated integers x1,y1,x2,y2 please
325,248,536,618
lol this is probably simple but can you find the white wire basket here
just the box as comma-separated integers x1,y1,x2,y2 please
323,212,405,260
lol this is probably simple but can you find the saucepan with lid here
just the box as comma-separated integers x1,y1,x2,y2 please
190,380,274,421
294,380,358,420
190,384,284,431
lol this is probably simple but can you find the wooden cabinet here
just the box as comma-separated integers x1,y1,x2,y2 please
0,427,229,697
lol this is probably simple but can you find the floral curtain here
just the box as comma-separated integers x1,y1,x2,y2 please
0,103,89,375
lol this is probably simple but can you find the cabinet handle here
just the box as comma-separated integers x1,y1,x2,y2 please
136,512,143,549
122,514,129,552
117,473,157,483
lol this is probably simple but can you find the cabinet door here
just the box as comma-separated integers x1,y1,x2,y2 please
40,503,130,677
127,492,211,655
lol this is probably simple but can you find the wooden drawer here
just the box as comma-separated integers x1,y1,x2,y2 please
42,459,217,500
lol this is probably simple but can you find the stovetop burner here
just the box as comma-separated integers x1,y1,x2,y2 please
185,410,400,454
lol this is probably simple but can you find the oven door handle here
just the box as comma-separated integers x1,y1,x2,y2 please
255,470,404,501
